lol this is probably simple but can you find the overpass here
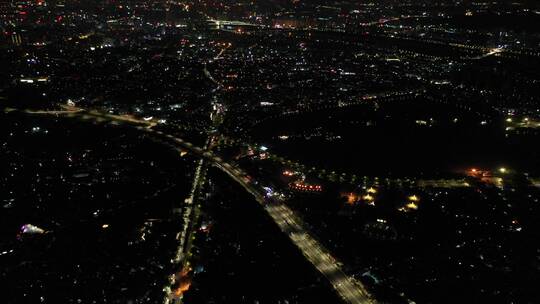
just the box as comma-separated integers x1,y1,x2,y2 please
10,108,375,304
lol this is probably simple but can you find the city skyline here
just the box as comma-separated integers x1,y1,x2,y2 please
1,1,540,303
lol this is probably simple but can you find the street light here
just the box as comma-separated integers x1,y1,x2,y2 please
408,195,420,202
363,194,374,201
367,187,377,194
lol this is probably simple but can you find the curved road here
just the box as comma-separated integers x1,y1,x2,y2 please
10,108,375,304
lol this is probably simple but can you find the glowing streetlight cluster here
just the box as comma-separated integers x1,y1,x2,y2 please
289,182,322,192
399,195,420,212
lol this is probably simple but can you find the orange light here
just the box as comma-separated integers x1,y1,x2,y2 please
174,281,191,296
346,193,357,204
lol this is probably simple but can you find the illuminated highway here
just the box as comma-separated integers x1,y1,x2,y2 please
213,162,374,304
167,155,207,304
470,47,504,60
208,19,265,30
14,108,375,304
150,131,375,304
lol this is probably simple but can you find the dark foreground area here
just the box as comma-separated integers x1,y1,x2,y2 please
183,169,342,303
0,114,193,303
